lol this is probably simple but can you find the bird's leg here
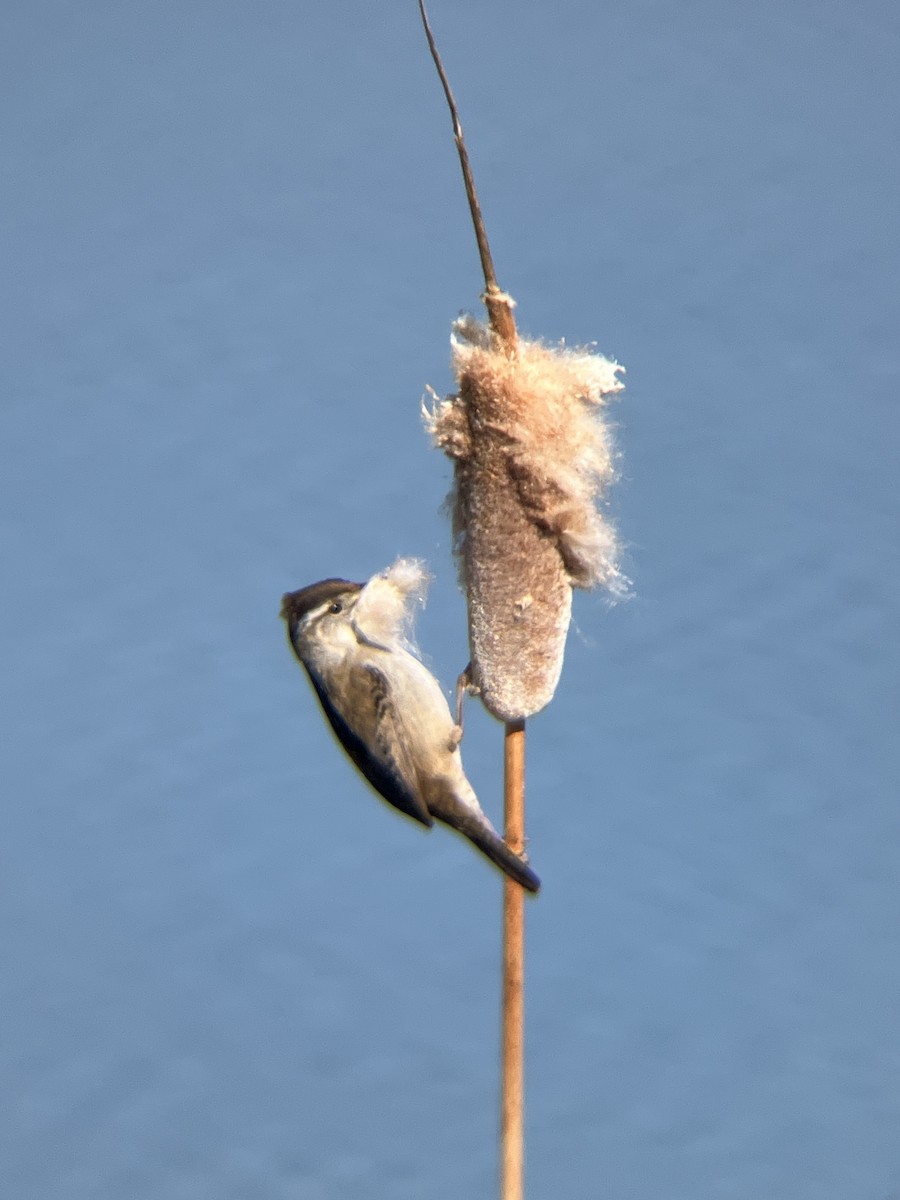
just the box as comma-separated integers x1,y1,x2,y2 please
449,662,477,749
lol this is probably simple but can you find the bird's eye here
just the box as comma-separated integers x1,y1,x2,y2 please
329,601,343,614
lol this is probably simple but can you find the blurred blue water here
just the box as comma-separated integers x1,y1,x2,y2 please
2,2,899,1197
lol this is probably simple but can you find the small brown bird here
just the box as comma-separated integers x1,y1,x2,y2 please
280,560,540,893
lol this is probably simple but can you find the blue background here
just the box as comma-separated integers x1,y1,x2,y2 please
2,2,898,1197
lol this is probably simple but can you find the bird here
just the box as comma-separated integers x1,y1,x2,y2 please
280,563,540,893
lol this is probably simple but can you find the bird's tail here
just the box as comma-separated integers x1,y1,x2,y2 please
453,816,541,894
429,778,541,894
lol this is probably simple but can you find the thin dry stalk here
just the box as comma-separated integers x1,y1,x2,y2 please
418,0,517,353
501,720,526,1200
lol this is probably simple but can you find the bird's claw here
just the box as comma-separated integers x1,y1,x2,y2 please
455,661,480,731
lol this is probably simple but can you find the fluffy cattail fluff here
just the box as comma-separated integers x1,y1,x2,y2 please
425,313,625,721
352,558,430,653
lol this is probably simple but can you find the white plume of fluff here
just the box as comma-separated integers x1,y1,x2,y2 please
351,557,431,654
424,315,626,721
440,315,626,592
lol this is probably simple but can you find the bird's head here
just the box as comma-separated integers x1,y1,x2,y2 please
281,578,364,663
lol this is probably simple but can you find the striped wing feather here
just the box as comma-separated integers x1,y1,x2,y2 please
305,663,434,828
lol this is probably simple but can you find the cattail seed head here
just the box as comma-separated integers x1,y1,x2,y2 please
425,313,625,720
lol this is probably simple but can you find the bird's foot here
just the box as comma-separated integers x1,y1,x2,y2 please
455,662,480,731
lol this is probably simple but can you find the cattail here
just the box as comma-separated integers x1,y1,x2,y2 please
417,5,628,1195
426,314,625,721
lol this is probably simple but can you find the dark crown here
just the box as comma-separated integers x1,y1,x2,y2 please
280,578,363,624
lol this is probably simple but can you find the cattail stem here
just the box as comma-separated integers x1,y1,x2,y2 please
501,718,526,1200
418,0,518,352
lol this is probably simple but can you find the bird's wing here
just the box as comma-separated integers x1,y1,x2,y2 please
305,663,434,828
